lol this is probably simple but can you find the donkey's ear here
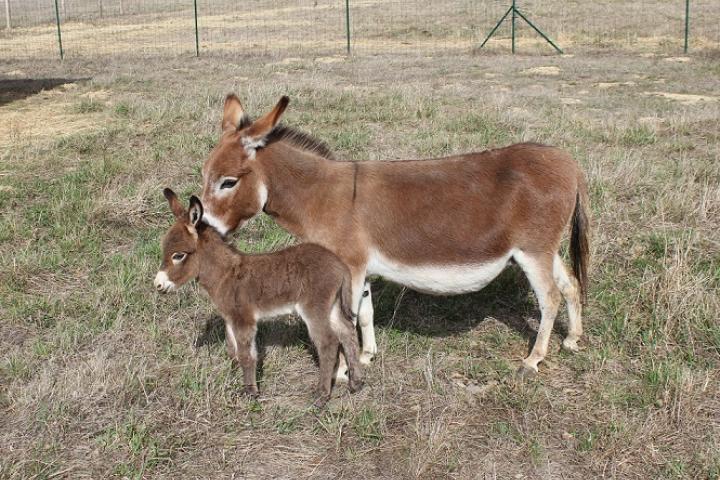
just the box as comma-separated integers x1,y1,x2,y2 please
188,195,204,228
163,188,185,219
243,96,289,141
222,94,247,132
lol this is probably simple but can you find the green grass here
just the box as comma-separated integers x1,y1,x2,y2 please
0,49,718,479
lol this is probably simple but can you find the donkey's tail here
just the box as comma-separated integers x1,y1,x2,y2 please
570,178,591,303
337,271,357,324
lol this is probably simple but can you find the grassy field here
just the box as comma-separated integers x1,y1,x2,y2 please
1,46,719,478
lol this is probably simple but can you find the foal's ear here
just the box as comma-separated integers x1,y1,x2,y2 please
188,195,204,228
243,96,289,141
163,188,185,219
222,93,247,132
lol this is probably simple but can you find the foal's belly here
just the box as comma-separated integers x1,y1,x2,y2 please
366,249,513,295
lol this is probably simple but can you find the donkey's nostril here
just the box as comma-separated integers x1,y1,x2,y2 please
154,271,171,293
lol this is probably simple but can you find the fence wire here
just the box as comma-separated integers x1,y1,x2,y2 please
1,0,718,60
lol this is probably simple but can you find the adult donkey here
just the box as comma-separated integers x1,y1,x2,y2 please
200,94,590,377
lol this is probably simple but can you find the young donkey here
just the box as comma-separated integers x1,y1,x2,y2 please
154,188,363,407
200,95,591,378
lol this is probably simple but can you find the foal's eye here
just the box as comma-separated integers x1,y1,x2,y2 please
172,252,187,263
220,179,238,189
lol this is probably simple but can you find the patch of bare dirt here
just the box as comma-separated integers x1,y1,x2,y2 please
643,91,718,105
522,66,562,76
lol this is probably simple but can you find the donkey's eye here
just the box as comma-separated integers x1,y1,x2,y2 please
172,252,187,263
220,179,238,190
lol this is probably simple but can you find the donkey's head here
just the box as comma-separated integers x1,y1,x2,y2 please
200,94,289,236
154,188,204,293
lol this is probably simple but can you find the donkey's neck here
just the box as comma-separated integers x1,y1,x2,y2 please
260,142,349,239
195,226,241,299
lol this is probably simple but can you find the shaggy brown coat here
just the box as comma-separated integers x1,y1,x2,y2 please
154,189,363,407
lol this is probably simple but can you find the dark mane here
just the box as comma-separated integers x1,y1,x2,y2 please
266,124,336,160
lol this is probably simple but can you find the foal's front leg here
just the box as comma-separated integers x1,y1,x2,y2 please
227,318,259,397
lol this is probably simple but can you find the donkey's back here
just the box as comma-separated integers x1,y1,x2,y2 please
357,143,584,267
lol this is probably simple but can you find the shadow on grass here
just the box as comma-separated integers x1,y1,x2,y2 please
194,264,549,360
371,265,552,356
0,78,90,106
194,314,312,382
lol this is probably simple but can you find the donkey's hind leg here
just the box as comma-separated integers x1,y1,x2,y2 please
553,254,583,352
514,251,561,376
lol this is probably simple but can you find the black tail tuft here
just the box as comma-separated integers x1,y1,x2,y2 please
337,273,356,324
570,190,590,303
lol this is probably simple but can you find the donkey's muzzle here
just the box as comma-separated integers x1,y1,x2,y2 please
154,271,175,293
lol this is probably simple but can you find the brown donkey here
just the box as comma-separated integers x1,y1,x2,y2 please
154,188,363,407
200,95,590,377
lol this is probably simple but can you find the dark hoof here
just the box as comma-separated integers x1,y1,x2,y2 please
348,379,364,394
243,385,259,398
516,365,538,379
313,396,330,409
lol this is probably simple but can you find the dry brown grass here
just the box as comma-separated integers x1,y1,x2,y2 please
2,0,720,59
1,36,720,480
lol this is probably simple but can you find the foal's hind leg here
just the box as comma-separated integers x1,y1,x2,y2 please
331,305,364,393
553,254,583,352
306,321,340,408
513,251,561,375
336,276,374,382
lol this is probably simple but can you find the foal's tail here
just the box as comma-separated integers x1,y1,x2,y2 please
570,178,591,303
336,271,357,324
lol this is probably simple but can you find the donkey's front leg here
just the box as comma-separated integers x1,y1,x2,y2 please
228,319,259,397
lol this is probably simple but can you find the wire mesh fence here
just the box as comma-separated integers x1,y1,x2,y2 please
1,0,718,60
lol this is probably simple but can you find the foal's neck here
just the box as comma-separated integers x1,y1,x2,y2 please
195,226,241,298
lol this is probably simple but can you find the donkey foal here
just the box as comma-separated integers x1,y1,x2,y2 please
154,188,363,408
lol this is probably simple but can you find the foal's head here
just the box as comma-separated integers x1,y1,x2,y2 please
200,94,289,236
154,188,204,293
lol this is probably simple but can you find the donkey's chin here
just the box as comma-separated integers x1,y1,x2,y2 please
201,211,231,236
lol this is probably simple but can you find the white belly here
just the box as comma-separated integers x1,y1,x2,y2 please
255,304,296,321
367,249,513,295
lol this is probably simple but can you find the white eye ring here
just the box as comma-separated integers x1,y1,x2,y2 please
219,177,239,190
171,252,187,264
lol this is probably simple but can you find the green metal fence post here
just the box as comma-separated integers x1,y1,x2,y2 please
684,0,689,53
344,0,351,55
514,9,563,54
53,0,64,59
193,0,199,57
479,1,561,54
511,0,516,53
479,6,512,49
4,0,11,30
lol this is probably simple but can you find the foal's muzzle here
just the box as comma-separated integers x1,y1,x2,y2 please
154,271,175,293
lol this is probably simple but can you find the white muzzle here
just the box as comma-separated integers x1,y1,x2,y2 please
154,271,175,293
202,211,230,236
